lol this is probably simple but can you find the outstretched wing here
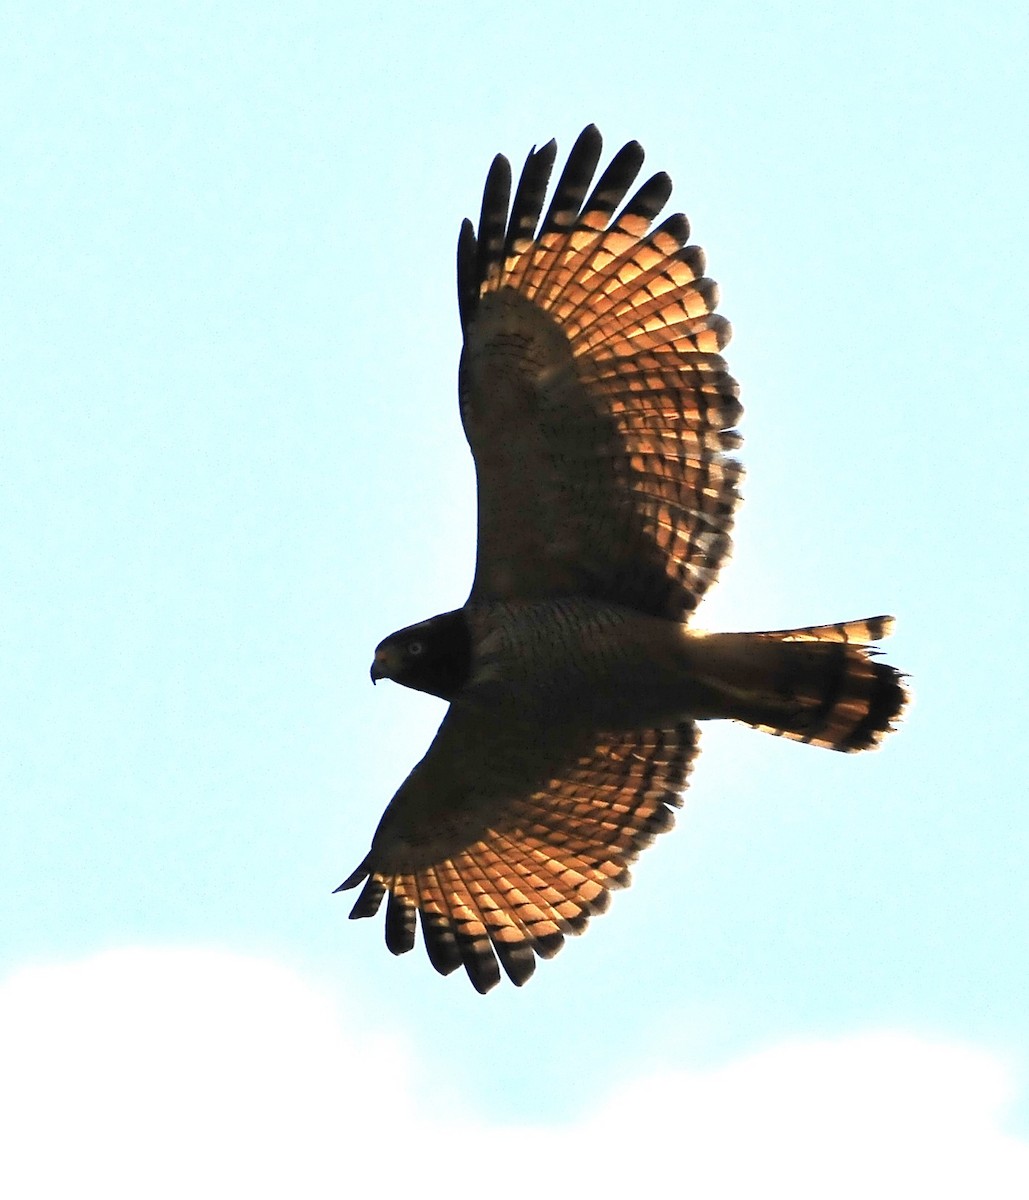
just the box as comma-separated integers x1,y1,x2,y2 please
458,125,742,620
338,697,698,993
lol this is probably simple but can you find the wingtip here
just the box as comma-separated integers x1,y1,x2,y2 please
333,859,370,893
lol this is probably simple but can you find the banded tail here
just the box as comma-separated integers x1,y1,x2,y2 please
687,616,907,751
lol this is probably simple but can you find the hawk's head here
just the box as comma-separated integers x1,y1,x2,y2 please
370,610,471,702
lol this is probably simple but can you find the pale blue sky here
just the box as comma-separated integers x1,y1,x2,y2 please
3,3,1028,1190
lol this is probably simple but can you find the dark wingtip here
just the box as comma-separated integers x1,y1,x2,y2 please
456,217,478,333
421,912,464,977
494,939,537,988
469,968,501,996
333,860,369,893
385,891,417,956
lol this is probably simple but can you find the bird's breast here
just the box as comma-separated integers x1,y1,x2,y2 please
466,598,693,728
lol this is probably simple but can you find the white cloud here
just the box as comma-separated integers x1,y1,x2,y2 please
1,949,1026,1199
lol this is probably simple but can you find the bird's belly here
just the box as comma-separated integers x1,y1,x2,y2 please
469,598,698,729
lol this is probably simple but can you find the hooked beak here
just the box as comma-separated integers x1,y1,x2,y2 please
370,648,389,685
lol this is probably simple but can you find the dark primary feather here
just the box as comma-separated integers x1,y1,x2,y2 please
475,153,511,294
502,141,558,274
537,125,604,238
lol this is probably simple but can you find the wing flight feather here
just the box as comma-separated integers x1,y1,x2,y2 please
338,701,697,993
458,125,742,618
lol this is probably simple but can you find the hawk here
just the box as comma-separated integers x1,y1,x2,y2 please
339,126,907,993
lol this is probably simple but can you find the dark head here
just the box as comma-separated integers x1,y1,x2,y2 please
369,609,471,702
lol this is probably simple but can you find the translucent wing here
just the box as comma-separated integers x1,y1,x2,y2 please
458,126,742,619
338,695,698,993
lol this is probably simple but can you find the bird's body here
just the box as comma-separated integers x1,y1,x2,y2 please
342,127,907,992
469,597,692,726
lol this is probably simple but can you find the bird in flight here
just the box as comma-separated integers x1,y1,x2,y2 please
339,126,907,993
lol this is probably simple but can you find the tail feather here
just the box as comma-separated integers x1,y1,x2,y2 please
687,616,907,752
753,615,896,645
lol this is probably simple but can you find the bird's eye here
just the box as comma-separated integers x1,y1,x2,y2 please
408,640,425,657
